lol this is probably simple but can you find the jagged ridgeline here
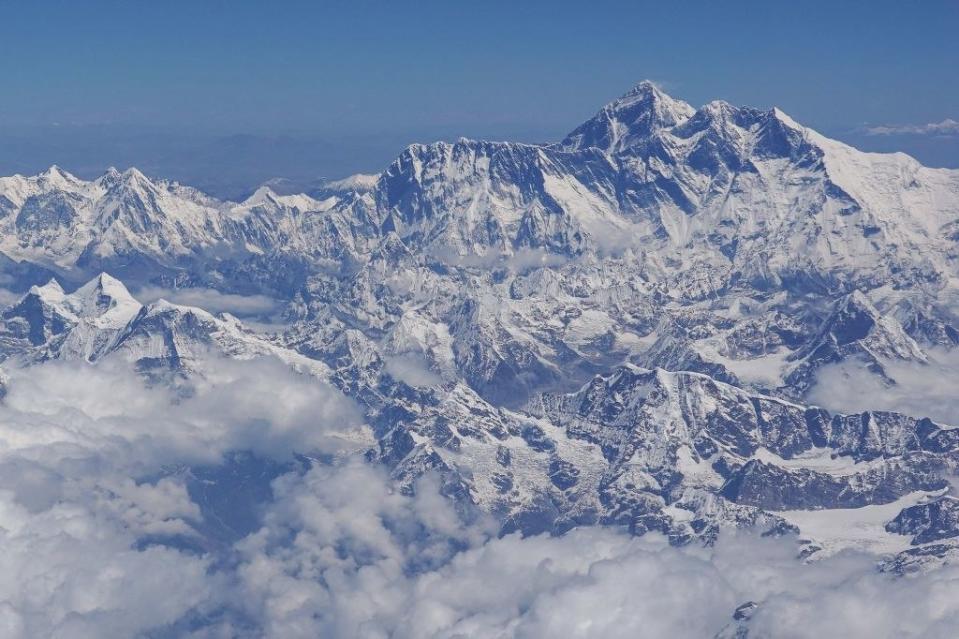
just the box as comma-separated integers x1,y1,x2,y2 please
2,81,959,573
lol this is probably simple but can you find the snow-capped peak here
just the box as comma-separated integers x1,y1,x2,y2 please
699,99,737,118
28,278,67,304
238,184,328,213
559,80,696,153
321,173,380,193
620,79,667,98
90,167,159,199
111,167,159,195
243,185,280,206
141,297,216,320
71,272,138,307
0,273,142,354
58,272,142,329
96,166,123,189
38,164,81,188
612,80,693,115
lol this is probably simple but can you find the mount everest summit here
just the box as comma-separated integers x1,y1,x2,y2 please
2,82,959,634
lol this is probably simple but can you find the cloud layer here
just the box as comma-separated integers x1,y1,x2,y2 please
134,285,282,318
808,348,959,425
865,119,959,136
2,355,959,637
225,463,959,639
0,356,361,637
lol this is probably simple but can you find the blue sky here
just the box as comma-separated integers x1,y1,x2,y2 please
1,0,957,195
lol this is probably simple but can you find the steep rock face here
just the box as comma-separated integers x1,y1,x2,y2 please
887,497,959,545
720,456,947,510
1,279,75,347
371,140,601,257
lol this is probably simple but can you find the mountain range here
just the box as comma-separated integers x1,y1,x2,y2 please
2,81,959,633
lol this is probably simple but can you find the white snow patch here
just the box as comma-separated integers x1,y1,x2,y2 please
781,489,947,557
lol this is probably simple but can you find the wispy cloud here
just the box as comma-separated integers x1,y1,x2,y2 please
383,353,445,387
134,285,281,318
865,119,959,136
